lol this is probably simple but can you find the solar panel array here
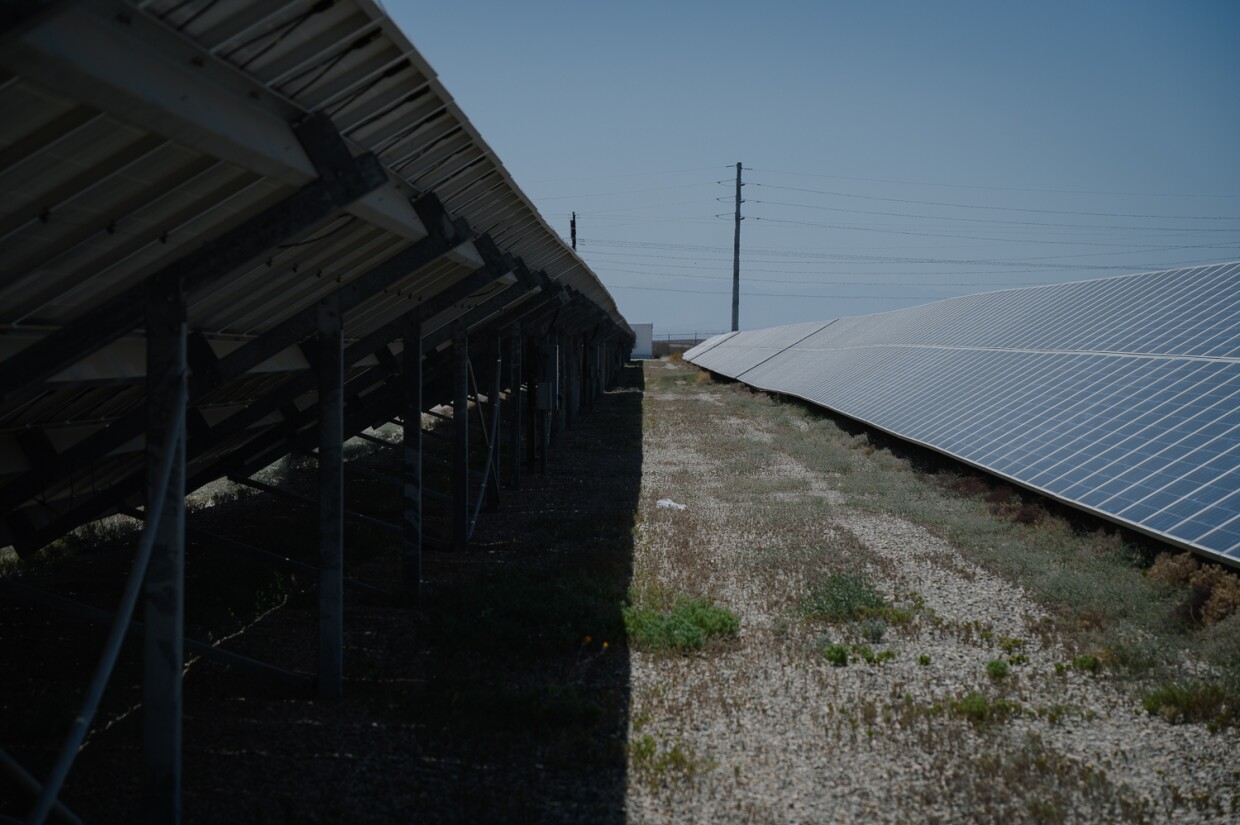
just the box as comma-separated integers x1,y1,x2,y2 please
685,262,1240,566
0,0,633,550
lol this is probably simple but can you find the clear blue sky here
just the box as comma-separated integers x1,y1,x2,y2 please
386,0,1240,335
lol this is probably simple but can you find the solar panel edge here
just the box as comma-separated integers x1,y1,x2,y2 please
713,366,1240,570
682,265,1240,568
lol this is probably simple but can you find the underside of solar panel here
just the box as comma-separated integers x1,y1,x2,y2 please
686,262,1240,567
0,0,633,551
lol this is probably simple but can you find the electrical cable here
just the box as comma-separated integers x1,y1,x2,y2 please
749,216,1240,254
608,284,946,299
748,182,1240,221
746,167,1240,199
748,199,1240,233
533,182,718,201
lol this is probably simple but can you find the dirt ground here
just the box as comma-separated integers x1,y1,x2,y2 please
2,358,1238,823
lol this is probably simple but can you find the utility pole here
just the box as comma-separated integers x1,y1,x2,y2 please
731,162,743,332
570,212,577,251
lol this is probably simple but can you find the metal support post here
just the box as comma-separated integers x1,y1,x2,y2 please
508,327,522,490
564,335,576,431
401,315,422,597
142,276,187,825
485,336,502,510
525,335,538,471
452,323,469,551
317,295,344,700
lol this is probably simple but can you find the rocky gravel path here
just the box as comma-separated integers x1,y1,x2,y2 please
628,360,1238,824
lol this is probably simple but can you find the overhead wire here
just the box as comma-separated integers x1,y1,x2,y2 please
748,182,1240,221
608,284,945,299
747,199,1240,233
746,167,1240,199
747,215,1240,250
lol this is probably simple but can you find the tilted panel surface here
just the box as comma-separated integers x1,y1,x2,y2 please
687,263,1240,565
687,321,832,378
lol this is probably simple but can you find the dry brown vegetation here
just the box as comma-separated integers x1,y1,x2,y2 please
1148,551,1240,625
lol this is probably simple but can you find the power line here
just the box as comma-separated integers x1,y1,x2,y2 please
748,182,1240,221
532,182,718,200
579,237,1240,271
597,266,1048,287
750,216,1240,255
609,284,948,299
748,199,1240,233
746,167,1240,199
522,166,720,184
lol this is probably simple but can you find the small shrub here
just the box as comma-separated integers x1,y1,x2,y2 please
852,645,876,664
952,691,1020,724
1147,551,1199,586
874,649,896,664
803,573,886,621
1072,654,1100,673
1010,503,1045,525
1190,566,1240,624
998,636,1023,654
822,643,849,667
918,654,931,666
947,477,990,498
1141,682,1234,726
983,486,1014,504
1148,551,1240,625
986,659,1010,680
859,618,887,643
624,597,739,652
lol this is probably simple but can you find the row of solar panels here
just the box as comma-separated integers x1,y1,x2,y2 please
686,262,1240,566
0,0,631,550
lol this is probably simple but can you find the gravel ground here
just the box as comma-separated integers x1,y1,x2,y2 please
628,360,1239,824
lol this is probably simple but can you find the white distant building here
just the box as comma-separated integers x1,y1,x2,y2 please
631,323,653,359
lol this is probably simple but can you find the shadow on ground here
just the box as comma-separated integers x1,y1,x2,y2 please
0,363,645,824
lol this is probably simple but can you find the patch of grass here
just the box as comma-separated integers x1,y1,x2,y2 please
986,659,1011,680
998,636,1024,654
1141,682,1235,727
623,597,739,652
918,654,932,666
630,732,714,784
802,572,886,621
952,691,1022,724
1072,654,1100,673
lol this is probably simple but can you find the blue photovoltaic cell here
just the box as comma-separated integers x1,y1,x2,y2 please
685,262,1240,565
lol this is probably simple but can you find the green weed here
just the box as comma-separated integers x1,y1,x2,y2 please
624,597,739,652
803,573,886,621
1141,682,1234,726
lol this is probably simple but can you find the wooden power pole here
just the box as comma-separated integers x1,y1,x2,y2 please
731,162,743,332
570,212,577,251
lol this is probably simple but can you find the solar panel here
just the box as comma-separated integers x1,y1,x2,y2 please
686,262,1240,565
